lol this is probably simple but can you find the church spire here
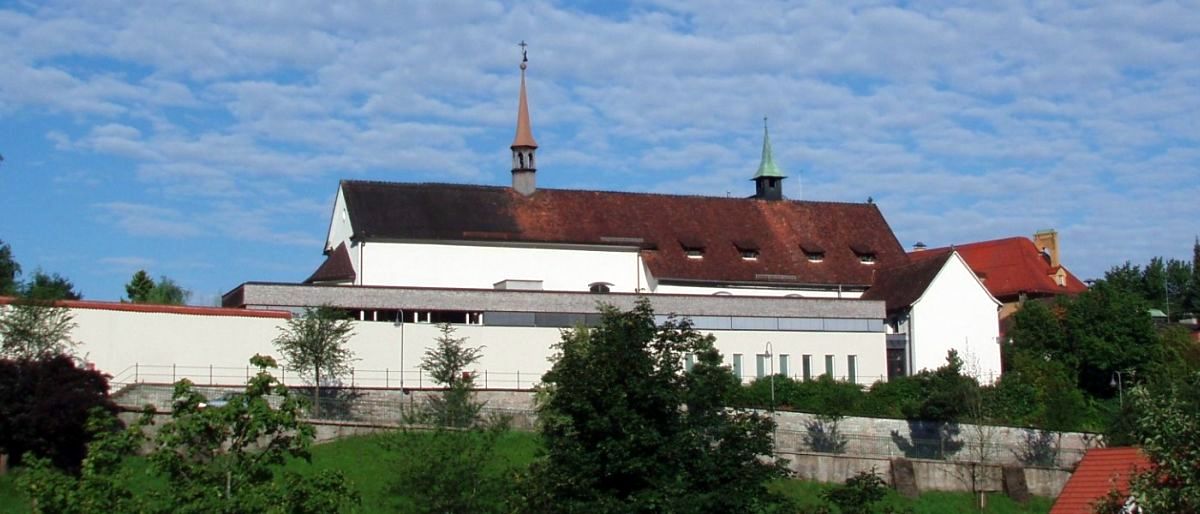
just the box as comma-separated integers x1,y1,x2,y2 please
752,117,786,201
511,41,538,196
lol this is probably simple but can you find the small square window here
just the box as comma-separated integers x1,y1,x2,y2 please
805,251,825,262
685,249,704,259
740,249,760,260
858,254,876,264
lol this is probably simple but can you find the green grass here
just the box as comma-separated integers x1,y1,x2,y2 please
1,431,1053,513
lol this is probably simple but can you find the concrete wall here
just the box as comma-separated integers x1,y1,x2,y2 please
910,253,1002,380
782,452,1071,497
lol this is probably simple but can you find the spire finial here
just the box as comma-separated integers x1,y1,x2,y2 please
753,116,785,180
519,40,528,70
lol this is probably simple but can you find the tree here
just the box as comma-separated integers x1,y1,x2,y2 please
384,428,513,514
417,323,485,427
273,306,355,416
126,272,190,305
20,355,359,513
146,275,190,305
522,300,787,513
124,270,155,302
0,299,77,359
0,239,19,296
0,355,116,470
1124,372,1200,511
20,270,82,301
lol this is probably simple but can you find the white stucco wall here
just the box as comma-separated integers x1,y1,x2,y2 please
909,253,1002,382
358,241,648,293
63,305,885,389
324,187,354,255
652,283,863,299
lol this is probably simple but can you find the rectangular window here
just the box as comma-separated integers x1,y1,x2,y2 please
847,355,858,384
684,353,694,372
732,354,743,380
756,354,767,378
779,354,790,378
824,354,835,378
802,355,812,381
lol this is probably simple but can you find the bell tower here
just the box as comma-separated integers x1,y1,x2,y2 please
752,117,787,201
511,41,538,196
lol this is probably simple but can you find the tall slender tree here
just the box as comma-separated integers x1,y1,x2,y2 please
273,306,355,416
0,239,19,296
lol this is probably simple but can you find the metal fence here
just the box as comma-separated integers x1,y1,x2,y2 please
109,363,541,390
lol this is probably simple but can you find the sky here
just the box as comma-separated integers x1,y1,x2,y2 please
1,0,1197,305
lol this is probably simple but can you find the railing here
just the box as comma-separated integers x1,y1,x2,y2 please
108,363,542,390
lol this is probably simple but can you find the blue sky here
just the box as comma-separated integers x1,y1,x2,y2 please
1,0,1197,304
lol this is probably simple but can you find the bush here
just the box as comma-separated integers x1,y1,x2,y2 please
821,469,889,514
0,354,116,470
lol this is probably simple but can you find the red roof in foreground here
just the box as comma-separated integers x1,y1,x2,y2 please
909,237,1088,300
1050,447,1150,514
0,297,291,319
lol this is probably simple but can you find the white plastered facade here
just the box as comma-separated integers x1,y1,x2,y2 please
902,252,1002,382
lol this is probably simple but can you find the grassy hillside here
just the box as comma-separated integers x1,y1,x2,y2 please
0,430,1053,513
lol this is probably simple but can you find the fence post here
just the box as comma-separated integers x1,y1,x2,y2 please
209,365,213,386
172,364,176,383
135,363,139,383
419,369,423,388
517,370,521,390
351,369,356,388
484,370,488,389
385,368,390,389
246,366,249,381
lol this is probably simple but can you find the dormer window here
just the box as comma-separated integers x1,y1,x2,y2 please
850,243,877,264
589,282,612,294
679,237,705,260
800,241,825,262
734,240,760,261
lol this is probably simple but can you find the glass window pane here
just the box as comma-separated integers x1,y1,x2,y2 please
732,354,743,380
824,354,834,378
802,355,812,381
848,355,858,384
756,354,766,378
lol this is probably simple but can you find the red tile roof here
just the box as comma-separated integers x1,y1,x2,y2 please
1050,447,1150,514
909,237,1088,300
305,242,356,284
0,297,291,318
337,181,908,288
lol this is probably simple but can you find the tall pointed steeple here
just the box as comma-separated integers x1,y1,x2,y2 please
752,117,786,201
511,41,538,196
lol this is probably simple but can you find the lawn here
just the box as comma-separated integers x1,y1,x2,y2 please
0,430,1053,513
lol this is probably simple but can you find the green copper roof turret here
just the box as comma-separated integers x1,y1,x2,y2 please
752,117,786,179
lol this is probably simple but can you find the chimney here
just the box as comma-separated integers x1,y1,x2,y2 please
1032,229,1059,268
912,241,927,252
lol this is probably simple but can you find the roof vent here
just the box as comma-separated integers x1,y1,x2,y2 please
912,241,927,252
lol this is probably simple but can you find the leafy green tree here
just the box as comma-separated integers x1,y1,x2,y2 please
417,322,485,427
820,469,889,514
147,355,358,513
522,300,787,513
0,299,77,359
21,408,150,514
146,275,190,305
1125,372,1200,511
20,270,81,301
124,270,155,302
0,239,19,296
0,355,116,470
273,306,355,416
20,355,359,514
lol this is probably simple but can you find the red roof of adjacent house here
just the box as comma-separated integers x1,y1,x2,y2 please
0,297,291,319
336,181,908,287
909,237,1088,300
1050,447,1150,514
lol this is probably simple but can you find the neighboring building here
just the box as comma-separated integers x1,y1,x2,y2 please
1050,447,1149,514
862,251,1002,381
909,231,1088,334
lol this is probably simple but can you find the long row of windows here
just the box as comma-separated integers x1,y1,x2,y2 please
725,353,858,383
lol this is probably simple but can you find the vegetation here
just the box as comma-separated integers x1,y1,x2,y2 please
18,355,358,514
522,300,787,513
0,299,77,360
1122,371,1200,511
1100,238,1200,321
19,271,81,301
0,240,19,296
414,322,486,427
124,270,191,305
0,355,116,470
272,306,356,416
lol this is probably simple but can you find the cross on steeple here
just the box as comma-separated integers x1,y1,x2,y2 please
519,40,528,64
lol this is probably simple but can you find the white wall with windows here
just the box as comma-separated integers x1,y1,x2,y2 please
62,302,887,390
